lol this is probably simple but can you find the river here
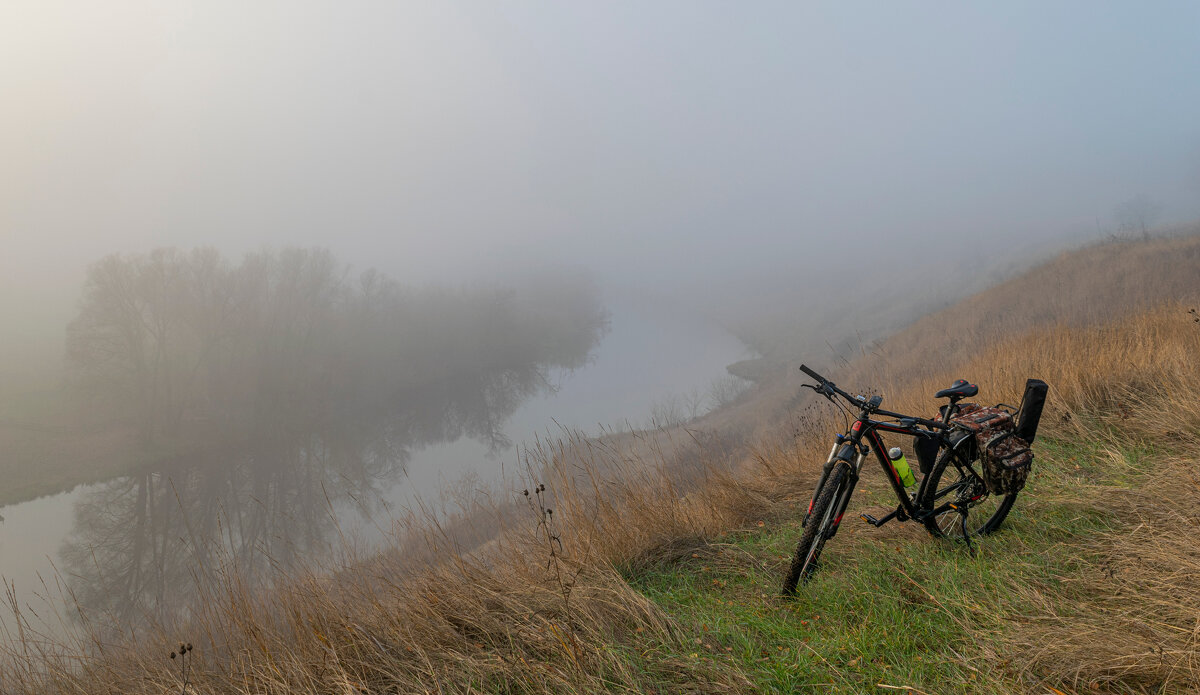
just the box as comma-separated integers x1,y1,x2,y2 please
0,297,749,640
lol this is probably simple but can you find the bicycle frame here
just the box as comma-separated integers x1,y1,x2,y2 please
801,382,976,538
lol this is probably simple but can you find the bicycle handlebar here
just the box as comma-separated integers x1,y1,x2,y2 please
799,364,823,382
799,363,950,431
799,363,854,402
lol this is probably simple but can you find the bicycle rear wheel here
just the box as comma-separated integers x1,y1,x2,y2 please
782,461,850,595
918,446,1016,539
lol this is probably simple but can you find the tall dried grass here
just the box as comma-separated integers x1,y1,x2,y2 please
858,302,1200,692
1009,454,1200,693
0,421,779,693
2,238,1197,693
868,233,1200,384
867,301,1200,438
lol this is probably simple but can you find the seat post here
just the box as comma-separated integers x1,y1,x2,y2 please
941,395,962,424
935,379,979,422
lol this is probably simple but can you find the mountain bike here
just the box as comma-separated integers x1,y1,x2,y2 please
781,365,1022,595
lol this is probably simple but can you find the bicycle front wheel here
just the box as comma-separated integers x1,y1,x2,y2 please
782,461,851,595
918,446,1017,539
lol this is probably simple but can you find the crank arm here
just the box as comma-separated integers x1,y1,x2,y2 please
860,506,904,528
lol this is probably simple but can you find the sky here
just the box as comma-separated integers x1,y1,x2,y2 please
3,1,1200,357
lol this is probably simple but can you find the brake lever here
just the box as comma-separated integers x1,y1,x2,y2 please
802,382,835,401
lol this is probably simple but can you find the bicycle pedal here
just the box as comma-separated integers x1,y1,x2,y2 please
861,508,900,528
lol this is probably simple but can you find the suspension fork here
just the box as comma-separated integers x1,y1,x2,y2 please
801,437,865,537
803,436,863,525
802,439,843,528
826,454,862,539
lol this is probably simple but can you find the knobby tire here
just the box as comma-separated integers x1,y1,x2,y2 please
782,461,850,596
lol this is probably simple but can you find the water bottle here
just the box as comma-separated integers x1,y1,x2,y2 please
888,447,916,487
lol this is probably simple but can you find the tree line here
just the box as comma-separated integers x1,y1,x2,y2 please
66,247,609,448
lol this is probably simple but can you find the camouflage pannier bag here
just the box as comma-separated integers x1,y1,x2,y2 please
950,405,1033,495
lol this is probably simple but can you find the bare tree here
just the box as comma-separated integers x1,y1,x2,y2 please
648,395,684,428
709,375,750,409
66,249,206,441
683,387,708,420
1113,194,1161,240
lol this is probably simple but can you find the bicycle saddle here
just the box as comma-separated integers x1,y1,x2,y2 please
935,379,978,399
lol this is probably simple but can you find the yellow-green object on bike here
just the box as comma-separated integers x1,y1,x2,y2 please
888,447,917,487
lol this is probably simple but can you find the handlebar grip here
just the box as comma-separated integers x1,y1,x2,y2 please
799,364,823,382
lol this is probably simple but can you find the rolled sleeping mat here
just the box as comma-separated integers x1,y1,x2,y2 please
1015,378,1049,444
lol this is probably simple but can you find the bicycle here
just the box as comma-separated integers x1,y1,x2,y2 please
781,364,1032,595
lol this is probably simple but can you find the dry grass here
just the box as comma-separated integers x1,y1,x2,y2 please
865,232,1200,384
1006,452,1200,693
747,263,1200,692
0,425,771,694
2,236,1199,693
865,301,1200,439
1,488,752,694
856,301,1200,693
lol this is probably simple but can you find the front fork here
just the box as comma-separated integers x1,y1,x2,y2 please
801,440,841,528
802,436,864,538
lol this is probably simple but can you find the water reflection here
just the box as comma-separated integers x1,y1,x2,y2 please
59,302,608,628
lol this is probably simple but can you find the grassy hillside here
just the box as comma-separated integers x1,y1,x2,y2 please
628,301,1200,693
4,234,1199,694
866,232,1200,383
689,231,1200,462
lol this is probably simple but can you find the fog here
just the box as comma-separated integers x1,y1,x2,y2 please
4,1,1200,370
3,0,1200,639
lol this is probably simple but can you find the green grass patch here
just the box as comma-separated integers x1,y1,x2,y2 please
625,436,1136,693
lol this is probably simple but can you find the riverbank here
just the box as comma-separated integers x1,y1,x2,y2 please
3,235,1199,693
0,296,754,647
0,411,175,506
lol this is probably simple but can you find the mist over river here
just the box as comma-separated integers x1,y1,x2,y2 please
0,296,749,637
